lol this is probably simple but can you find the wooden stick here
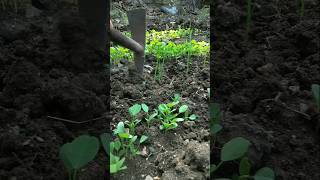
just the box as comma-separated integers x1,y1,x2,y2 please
47,115,107,124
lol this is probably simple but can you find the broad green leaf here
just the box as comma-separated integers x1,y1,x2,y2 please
129,104,141,116
179,105,188,113
221,137,251,161
189,114,197,120
141,103,149,113
311,84,320,109
59,135,99,170
100,133,110,155
215,179,232,180
254,167,275,180
140,135,148,144
211,124,223,134
239,157,251,176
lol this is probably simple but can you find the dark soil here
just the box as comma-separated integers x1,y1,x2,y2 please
211,0,320,179
0,2,109,180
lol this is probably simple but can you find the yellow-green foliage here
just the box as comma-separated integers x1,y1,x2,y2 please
1,0,30,12
110,28,209,63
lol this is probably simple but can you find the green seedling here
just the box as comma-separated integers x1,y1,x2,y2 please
211,137,275,180
110,142,127,174
125,104,147,135
145,110,158,127
59,135,100,180
311,84,320,112
113,121,148,157
157,94,197,131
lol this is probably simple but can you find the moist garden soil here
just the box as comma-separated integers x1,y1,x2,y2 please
0,1,210,180
0,2,109,180
110,1,210,179
212,0,320,179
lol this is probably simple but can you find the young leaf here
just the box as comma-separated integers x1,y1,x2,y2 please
141,103,149,113
140,135,148,144
114,122,125,135
211,124,223,134
100,133,111,155
254,167,275,180
239,157,251,176
179,105,188,113
221,137,251,161
189,114,197,120
175,118,184,122
129,104,141,116
311,84,320,110
59,135,99,170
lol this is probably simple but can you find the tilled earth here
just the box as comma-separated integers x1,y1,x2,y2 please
110,56,210,180
0,2,109,180
211,0,320,179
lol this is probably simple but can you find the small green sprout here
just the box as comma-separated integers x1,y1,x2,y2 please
113,121,148,157
211,137,275,180
125,104,147,135
59,135,100,180
157,94,197,131
145,110,158,127
311,84,320,112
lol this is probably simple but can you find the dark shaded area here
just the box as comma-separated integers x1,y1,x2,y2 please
0,1,109,179
211,0,320,179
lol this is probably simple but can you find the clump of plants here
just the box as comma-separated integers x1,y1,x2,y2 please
210,103,275,180
59,94,197,178
157,94,197,131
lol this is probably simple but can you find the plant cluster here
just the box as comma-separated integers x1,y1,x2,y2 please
210,103,275,180
110,29,209,64
59,94,197,179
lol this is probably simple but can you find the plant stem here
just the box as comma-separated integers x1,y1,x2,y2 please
300,0,304,18
246,0,252,40
72,170,77,180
